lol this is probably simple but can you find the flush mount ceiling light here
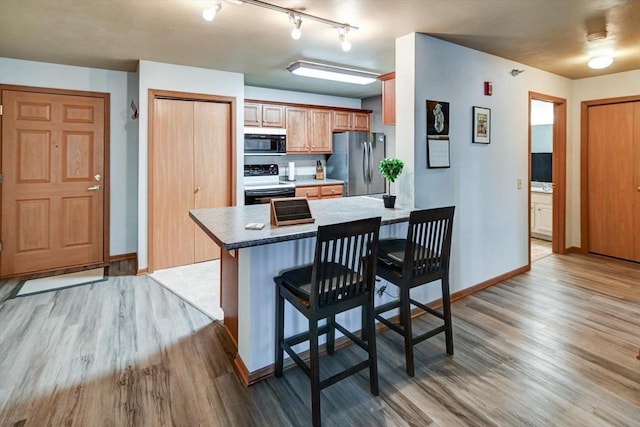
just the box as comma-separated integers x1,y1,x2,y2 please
202,0,358,50
586,30,614,70
287,60,379,85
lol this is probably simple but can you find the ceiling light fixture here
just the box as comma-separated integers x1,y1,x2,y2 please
202,0,222,21
202,0,358,49
586,30,614,70
287,60,379,85
289,13,302,40
339,28,351,52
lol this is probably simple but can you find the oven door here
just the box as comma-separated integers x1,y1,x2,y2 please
245,187,295,205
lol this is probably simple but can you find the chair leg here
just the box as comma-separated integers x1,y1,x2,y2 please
361,306,368,341
274,287,285,377
309,319,321,427
327,314,336,355
401,286,414,377
442,276,454,355
365,302,379,396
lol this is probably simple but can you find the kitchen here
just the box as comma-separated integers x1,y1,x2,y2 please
242,98,389,206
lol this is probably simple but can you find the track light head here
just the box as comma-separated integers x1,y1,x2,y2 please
290,13,302,40
339,28,351,52
202,0,222,21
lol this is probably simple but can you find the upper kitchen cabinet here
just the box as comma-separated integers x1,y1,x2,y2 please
332,110,371,132
285,107,309,152
244,102,285,127
309,109,332,153
379,71,395,125
286,107,333,154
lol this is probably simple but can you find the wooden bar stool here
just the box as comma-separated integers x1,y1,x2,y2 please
374,206,455,376
274,217,381,427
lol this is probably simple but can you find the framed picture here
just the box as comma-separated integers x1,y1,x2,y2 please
472,106,491,144
426,100,450,137
427,138,450,168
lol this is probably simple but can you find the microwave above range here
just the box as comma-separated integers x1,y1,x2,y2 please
244,127,286,156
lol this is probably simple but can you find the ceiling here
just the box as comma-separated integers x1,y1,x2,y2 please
1,0,639,99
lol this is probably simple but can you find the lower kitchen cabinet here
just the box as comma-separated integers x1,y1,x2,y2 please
531,191,552,240
295,184,343,200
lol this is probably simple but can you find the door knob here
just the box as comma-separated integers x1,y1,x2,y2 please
95,174,102,181
88,185,100,191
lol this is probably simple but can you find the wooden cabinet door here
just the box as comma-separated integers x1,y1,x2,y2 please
309,109,333,153
320,184,343,198
295,186,319,199
244,103,261,127
353,112,371,131
333,111,351,131
379,72,396,125
193,101,231,262
1,89,106,276
286,107,309,152
261,104,284,127
587,102,638,261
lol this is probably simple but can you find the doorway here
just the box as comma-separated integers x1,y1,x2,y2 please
0,85,109,278
528,92,567,264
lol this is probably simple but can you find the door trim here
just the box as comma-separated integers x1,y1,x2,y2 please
528,92,567,264
0,84,110,278
580,94,640,254
147,89,237,273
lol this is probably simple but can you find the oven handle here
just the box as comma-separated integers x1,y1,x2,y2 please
245,188,295,197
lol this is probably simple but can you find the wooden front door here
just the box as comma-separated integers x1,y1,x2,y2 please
1,89,106,276
587,101,640,262
150,96,231,271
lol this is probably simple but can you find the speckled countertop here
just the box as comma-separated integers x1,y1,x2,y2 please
190,196,410,250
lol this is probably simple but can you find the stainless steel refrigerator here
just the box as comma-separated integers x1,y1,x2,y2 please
326,132,386,196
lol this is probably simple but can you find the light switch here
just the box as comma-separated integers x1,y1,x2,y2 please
517,178,523,189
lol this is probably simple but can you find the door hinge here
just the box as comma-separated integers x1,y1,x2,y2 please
0,242,3,252
0,173,3,183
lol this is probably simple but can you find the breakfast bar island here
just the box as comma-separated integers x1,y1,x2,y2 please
190,196,411,384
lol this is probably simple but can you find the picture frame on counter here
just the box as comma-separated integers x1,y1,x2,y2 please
472,106,491,144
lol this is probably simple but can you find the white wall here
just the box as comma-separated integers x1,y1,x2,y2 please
245,86,361,109
395,34,572,298
137,60,245,270
0,57,138,256
567,69,640,247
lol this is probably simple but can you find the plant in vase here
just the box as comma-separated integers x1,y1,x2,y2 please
378,157,404,208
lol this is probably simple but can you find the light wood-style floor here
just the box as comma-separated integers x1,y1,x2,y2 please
1,253,639,426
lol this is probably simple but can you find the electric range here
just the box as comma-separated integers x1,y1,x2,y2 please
244,164,295,205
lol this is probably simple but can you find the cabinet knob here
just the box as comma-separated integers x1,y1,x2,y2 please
637,186,640,192
331,189,335,193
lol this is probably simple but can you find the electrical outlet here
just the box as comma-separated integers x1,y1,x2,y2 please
517,178,523,189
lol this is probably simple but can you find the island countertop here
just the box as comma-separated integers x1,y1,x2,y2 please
190,196,411,251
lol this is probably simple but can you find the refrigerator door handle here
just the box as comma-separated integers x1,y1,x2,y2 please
368,141,374,183
362,142,368,185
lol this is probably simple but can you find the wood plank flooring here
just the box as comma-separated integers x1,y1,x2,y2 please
0,253,638,426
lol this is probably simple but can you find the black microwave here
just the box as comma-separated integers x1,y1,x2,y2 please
244,128,286,155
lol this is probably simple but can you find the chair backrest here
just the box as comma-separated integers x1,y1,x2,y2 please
402,206,455,284
310,217,381,308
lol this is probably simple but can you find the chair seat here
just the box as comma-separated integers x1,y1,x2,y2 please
280,262,364,302
377,239,406,270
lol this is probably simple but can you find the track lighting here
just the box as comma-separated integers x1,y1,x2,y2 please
202,0,358,50
202,0,221,21
339,28,351,52
290,13,302,40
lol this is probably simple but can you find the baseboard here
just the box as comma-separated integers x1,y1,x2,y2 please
449,265,530,303
137,268,149,275
108,253,137,276
565,246,582,254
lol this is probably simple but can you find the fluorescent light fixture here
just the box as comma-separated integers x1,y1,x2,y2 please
287,61,379,85
588,55,614,69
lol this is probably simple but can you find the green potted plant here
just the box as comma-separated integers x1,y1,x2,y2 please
378,157,404,208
